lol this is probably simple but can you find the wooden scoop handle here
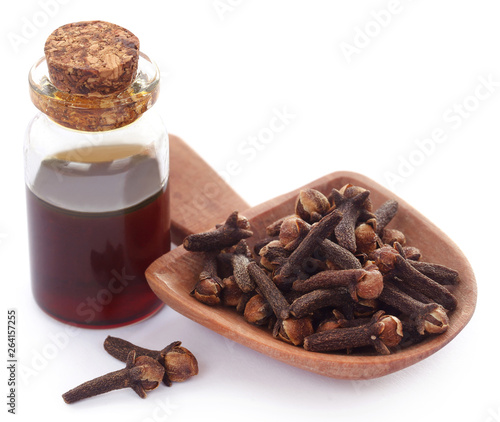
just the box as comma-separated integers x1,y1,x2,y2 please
169,135,250,245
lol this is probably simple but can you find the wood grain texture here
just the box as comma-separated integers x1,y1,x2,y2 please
169,135,249,245
154,144,477,379
45,21,139,95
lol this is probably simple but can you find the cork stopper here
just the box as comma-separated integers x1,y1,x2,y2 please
44,21,140,95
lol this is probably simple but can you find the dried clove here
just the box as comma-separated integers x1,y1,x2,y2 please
273,317,314,346
319,238,363,270
394,254,457,310
62,351,164,403
236,290,255,314
221,276,243,307
381,228,406,247
191,252,224,306
104,336,198,386
292,263,383,301
274,210,342,287
315,309,345,333
374,199,399,237
230,240,255,293
295,188,331,223
355,222,378,254
371,243,458,310
279,216,310,251
244,294,274,325
409,260,460,285
266,215,294,237
303,311,403,355
183,211,253,252
247,261,290,319
253,236,278,256
402,246,421,261
289,288,351,319
258,239,290,271
379,280,449,335
329,186,373,253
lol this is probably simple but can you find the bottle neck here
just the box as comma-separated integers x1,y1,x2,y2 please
29,52,160,132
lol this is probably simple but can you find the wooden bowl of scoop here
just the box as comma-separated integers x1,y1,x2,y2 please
146,135,477,380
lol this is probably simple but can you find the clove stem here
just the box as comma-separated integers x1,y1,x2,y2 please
247,262,290,319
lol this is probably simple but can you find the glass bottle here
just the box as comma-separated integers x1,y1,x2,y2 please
25,22,170,328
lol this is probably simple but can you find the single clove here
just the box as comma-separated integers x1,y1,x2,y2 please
277,215,361,270
289,288,351,319
295,188,331,223
191,252,224,306
355,222,379,254
221,276,244,307
243,293,274,325
279,216,310,251
266,214,294,237
258,239,290,271
292,263,383,301
319,238,363,270
382,228,406,247
183,211,253,252
230,240,256,293
409,260,460,285
379,280,449,335
402,246,421,261
103,336,198,386
273,317,314,346
62,351,164,403
303,311,403,355
374,199,399,237
247,261,290,319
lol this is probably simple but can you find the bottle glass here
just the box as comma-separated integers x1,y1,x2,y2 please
25,52,170,328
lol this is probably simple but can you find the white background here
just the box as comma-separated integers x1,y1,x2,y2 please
1,1,499,421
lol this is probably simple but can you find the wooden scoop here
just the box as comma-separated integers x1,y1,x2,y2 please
146,135,477,380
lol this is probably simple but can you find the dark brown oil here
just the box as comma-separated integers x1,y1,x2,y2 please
26,144,170,328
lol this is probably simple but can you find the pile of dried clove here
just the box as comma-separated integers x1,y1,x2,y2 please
62,337,198,403
183,184,459,355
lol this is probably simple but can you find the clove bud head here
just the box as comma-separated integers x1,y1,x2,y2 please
355,223,378,254
369,245,400,273
275,317,314,346
316,309,345,333
378,315,404,348
244,294,273,325
356,263,384,300
338,184,373,211
259,240,289,271
402,246,421,261
382,228,406,247
421,304,449,335
295,189,331,223
221,276,243,307
163,346,199,383
191,273,222,306
279,216,310,251
134,356,166,391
